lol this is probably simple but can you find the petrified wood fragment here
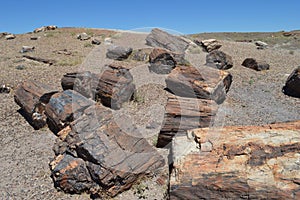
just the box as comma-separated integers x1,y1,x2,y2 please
157,94,218,148
166,65,232,104
170,121,300,199
14,80,58,129
50,105,165,197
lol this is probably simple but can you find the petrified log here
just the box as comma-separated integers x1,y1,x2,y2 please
283,66,300,98
23,55,56,65
157,94,218,148
61,65,135,109
45,90,95,133
166,65,232,104
148,48,176,74
50,105,165,197
170,121,300,199
206,50,233,70
14,80,58,129
242,58,270,71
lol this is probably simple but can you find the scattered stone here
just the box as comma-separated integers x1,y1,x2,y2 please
54,49,72,55
283,66,300,98
283,32,293,37
148,48,176,74
196,39,222,52
30,36,39,40
255,41,268,49
157,94,218,147
170,121,300,199
34,25,57,33
129,48,152,62
50,105,166,197
206,50,233,70
45,90,95,133
0,32,9,38
23,55,56,65
77,32,91,40
0,84,11,94
146,28,190,53
106,46,133,60
91,38,101,45
20,46,35,53
5,34,16,40
242,58,270,71
15,65,26,70
104,37,113,45
61,65,135,109
166,65,232,104
14,80,58,129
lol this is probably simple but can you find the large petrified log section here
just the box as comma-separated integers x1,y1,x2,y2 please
45,90,95,133
61,65,135,109
283,66,300,98
14,80,58,129
170,121,300,199
166,65,232,104
157,94,218,147
50,105,166,197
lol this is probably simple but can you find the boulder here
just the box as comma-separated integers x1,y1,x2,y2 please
283,66,300,98
206,50,233,70
14,80,58,129
20,46,35,53
34,25,57,33
170,121,300,199
106,46,133,60
148,48,176,74
242,58,270,71
146,28,190,53
45,90,95,133
91,38,101,45
5,34,16,40
166,65,232,104
50,105,166,197
255,41,268,49
77,33,91,41
196,39,222,52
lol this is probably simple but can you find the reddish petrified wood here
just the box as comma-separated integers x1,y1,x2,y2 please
166,65,232,104
14,80,58,129
170,121,300,199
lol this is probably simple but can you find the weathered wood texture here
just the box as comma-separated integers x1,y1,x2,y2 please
157,94,218,148
61,66,135,109
170,121,300,199
50,105,165,197
283,66,300,98
45,90,95,133
14,80,58,129
23,55,56,65
166,65,232,104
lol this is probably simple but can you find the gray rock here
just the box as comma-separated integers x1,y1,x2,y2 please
283,66,300,98
206,50,233,70
242,58,270,71
196,39,222,52
77,32,91,40
106,46,133,60
146,28,190,53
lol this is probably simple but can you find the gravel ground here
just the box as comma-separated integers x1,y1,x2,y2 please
0,28,299,199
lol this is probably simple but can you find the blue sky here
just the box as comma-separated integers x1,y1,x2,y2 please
0,0,299,34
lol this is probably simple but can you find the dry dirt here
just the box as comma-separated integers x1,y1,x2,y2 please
0,27,299,199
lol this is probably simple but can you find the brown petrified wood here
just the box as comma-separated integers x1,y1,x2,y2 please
23,55,56,65
61,65,135,109
170,121,300,199
50,105,166,197
157,94,218,148
45,90,95,133
166,65,232,104
14,80,58,129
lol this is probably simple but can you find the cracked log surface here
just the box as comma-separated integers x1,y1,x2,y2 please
166,65,232,104
50,105,166,197
157,94,218,148
14,80,58,129
170,121,300,199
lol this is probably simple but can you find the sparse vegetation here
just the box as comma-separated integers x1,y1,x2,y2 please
84,42,93,48
132,91,145,104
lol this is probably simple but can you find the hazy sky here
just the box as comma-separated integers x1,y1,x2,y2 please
1,0,299,34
